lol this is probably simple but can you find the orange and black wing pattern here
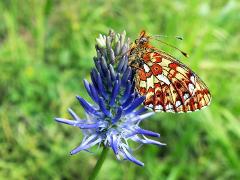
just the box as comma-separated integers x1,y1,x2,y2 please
132,31,211,112
135,50,211,112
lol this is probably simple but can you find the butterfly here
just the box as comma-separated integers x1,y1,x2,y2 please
129,31,211,112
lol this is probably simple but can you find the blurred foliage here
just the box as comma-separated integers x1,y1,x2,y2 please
0,0,240,179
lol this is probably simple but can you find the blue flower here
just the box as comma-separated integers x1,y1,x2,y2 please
55,30,165,166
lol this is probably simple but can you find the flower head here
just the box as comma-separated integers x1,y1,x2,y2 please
55,30,165,166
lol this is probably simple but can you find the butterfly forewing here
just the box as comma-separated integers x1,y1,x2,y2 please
132,35,211,113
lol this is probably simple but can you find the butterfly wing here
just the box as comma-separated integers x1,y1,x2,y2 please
135,50,211,112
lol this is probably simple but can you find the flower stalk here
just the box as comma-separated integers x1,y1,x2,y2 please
89,146,109,180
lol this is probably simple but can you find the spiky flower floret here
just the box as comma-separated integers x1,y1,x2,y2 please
55,30,165,166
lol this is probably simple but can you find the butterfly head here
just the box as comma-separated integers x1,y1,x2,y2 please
135,30,150,47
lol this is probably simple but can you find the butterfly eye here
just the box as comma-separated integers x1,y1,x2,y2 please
139,37,148,44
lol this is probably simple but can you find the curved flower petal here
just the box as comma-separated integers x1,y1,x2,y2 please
122,146,144,166
71,136,103,155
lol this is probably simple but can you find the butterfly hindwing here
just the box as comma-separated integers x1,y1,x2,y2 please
135,50,211,113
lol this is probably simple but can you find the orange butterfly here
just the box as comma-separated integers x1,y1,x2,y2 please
129,31,211,112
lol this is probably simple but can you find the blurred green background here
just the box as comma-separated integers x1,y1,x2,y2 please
0,0,239,179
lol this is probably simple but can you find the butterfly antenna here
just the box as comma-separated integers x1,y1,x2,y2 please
152,38,189,57
152,35,184,41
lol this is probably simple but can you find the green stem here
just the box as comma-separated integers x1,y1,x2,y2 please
89,146,109,180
